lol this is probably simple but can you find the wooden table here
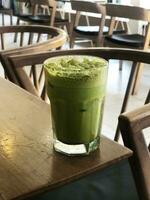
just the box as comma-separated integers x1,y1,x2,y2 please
0,78,132,200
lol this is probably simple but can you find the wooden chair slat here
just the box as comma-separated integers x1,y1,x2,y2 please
20,32,24,47
0,33,4,50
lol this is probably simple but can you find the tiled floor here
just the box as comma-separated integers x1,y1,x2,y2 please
0,14,149,144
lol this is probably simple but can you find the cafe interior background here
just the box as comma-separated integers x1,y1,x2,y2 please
0,0,149,142
0,0,149,199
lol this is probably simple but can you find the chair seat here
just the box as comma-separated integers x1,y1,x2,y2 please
28,15,68,23
29,159,139,200
15,13,32,18
74,26,108,36
74,26,127,36
105,34,144,47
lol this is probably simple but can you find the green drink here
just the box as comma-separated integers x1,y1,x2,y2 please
44,56,108,155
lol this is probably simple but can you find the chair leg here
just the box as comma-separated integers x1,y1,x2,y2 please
85,15,90,26
69,33,75,48
2,13,4,25
14,18,20,43
10,14,13,25
114,62,138,141
1,33,4,50
66,23,71,36
95,35,104,47
145,90,150,104
119,60,123,71
69,38,74,48
90,40,94,47
131,62,144,95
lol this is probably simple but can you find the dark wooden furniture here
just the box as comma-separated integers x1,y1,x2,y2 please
119,103,150,200
13,0,33,20
0,25,67,91
8,48,150,141
15,0,70,35
104,4,150,94
145,89,150,104
0,77,132,200
69,1,106,48
0,7,13,25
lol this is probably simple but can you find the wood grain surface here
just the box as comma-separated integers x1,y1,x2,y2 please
0,78,132,200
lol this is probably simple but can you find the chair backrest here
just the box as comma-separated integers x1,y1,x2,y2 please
105,4,150,36
71,0,106,14
106,4,150,21
0,25,67,94
30,0,56,9
29,0,57,25
70,1,106,46
8,47,150,111
30,0,54,5
119,103,150,200
15,0,57,26
29,0,57,11
0,25,66,51
0,8,13,25
14,0,33,15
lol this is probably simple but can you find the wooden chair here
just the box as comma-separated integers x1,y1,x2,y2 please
8,48,150,141
8,48,150,200
12,0,36,42
0,25,66,50
69,1,127,48
0,7,13,25
119,103,150,200
0,25,67,96
104,4,150,94
15,0,70,35
69,1,106,48
13,0,34,26
15,0,56,26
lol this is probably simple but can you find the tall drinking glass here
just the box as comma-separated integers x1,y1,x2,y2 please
44,56,108,156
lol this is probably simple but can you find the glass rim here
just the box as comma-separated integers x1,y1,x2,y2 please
44,55,108,80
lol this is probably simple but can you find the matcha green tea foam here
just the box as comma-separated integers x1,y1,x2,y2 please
44,55,108,156
44,56,107,88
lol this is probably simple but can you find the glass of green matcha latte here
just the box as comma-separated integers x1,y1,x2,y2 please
44,55,108,155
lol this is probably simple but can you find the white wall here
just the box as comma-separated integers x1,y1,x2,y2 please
130,0,140,6
128,0,141,33
140,0,150,8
